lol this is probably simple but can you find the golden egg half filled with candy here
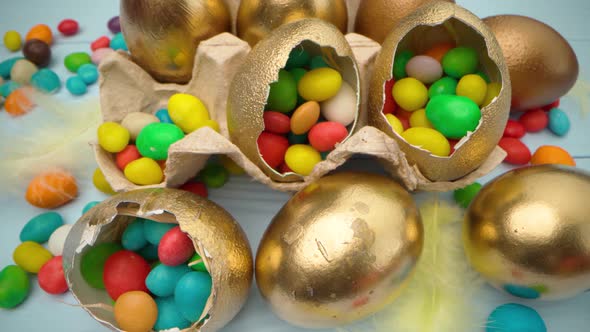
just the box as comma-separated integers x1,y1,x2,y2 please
120,0,231,83
368,1,511,181
464,165,590,300
256,172,423,328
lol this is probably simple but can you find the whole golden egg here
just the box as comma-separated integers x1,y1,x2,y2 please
236,0,348,47
484,15,579,111
464,165,590,300
120,0,231,84
255,172,423,328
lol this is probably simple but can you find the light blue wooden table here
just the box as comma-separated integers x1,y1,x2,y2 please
1,1,589,331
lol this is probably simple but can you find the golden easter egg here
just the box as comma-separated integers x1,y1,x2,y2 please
63,188,253,331
484,15,579,111
367,2,511,181
120,0,231,84
255,172,423,328
236,0,348,47
464,165,590,300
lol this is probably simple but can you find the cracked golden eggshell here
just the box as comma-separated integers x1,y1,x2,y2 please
62,188,253,332
255,172,423,328
463,165,590,300
227,18,361,183
483,15,579,111
236,0,348,47
367,2,511,181
120,0,231,84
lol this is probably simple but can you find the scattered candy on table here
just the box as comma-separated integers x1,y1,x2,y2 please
25,170,78,209
37,256,68,294
57,19,79,36
91,35,110,51
23,39,51,67
108,16,121,34
77,63,99,84
11,59,38,85
110,32,127,51
13,241,53,273
47,224,73,256
531,145,576,166
26,24,53,45
454,182,483,208
0,265,30,308
5,88,34,116
19,212,64,243
3,30,22,52
519,108,549,132
499,137,531,165
31,68,61,93
66,76,87,95
548,107,570,136
64,52,91,73
486,303,546,332
92,168,116,195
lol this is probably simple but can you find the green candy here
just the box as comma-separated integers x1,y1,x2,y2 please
0,265,30,309
136,123,185,160
425,95,481,139
476,70,490,83
198,163,229,188
267,69,297,113
188,253,207,272
288,132,308,145
285,48,310,70
454,182,483,208
442,47,478,78
80,242,122,289
64,52,92,73
290,67,308,105
429,77,458,98
310,55,329,69
393,50,413,79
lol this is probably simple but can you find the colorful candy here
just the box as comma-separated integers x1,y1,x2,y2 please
409,108,433,129
482,82,502,107
77,63,99,84
104,250,151,300
25,170,78,209
47,224,73,256
66,76,87,95
393,50,413,79
20,212,64,243
110,32,128,51
308,121,348,152
144,220,176,246
180,182,208,198
405,55,442,84
92,168,116,195
82,201,100,214
425,95,481,139
392,77,428,111
428,76,457,98
136,123,184,160
26,24,53,45
108,16,121,34
11,59,38,85
198,163,229,188
116,145,141,170
442,47,478,78
57,19,79,36
122,219,148,251
400,127,450,157
423,42,454,63
0,81,20,97
519,109,549,132
114,291,158,332
188,253,207,272
321,81,357,126
91,47,114,65
3,30,22,52
98,122,130,153
385,114,404,134
257,132,289,169
498,137,531,165
124,158,164,185
547,108,570,136
81,242,122,289
453,182,482,208
167,93,211,133
64,52,91,73
154,296,191,330
284,144,322,176
264,111,291,134
5,88,34,116
267,69,297,113
503,120,526,138
456,74,487,106
0,265,30,308
155,109,173,124
382,79,397,114
146,264,191,297
298,67,342,102
91,35,111,51
23,39,51,67
486,303,546,332
174,272,212,322
0,56,24,79
38,256,68,294
13,241,53,273
530,145,575,166
158,226,195,266
31,69,61,94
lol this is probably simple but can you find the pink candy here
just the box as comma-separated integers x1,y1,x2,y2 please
405,55,443,84
92,48,114,65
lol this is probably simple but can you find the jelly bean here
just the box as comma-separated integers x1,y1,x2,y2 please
548,108,570,136
3,31,22,52
104,250,151,300
66,76,87,95
498,137,531,165
442,47,478,78
285,47,310,70
482,82,502,107
138,244,159,261
392,77,428,111
57,19,79,36
31,69,61,94
409,108,434,129
308,121,348,152
114,291,158,332
428,76,457,98
154,296,191,330
25,170,78,209
147,264,191,297
20,211,64,243
121,112,159,140
0,56,24,79
13,241,53,273
81,242,122,289
285,144,322,175
23,39,51,67
449,139,459,154
168,93,210,133
175,272,212,322
321,81,357,126
64,52,91,73
159,226,195,266
11,59,38,85
48,224,72,256
26,24,53,45
82,201,100,215
267,69,297,113
401,127,450,157
453,182,482,208
423,42,454,63
77,63,99,84
122,219,148,251
124,158,164,185
288,132,308,145
290,67,308,105
503,120,526,138
486,303,546,332
5,88,34,117
531,145,575,166
0,265,29,309
180,182,208,198
108,16,121,34
0,81,20,97
155,109,173,124
38,256,68,294
291,101,320,134
264,111,291,134
385,114,404,134
136,123,184,160
393,50,413,79
519,109,548,133
116,145,141,171
93,168,116,195
198,163,229,188
144,219,176,246
542,99,560,111
456,74,487,106
476,71,490,83
405,55,442,84
279,163,293,173
382,78,397,115
257,132,289,169
310,55,329,69
220,155,245,175
98,122,130,153
298,67,342,102
426,95,481,139
91,35,111,51
91,47,114,65
110,32,128,51
188,253,207,272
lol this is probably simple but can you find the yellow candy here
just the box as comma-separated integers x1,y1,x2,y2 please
409,108,434,129
13,241,53,273
220,155,245,175
93,168,116,195
3,30,22,52
385,114,404,134
200,119,220,133
456,74,487,106
124,158,164,185
483,82,502,107
168,93,210,133
297,68,342,102
392,78,428,111
401,127,450,157
284,144,322,176
97,122,130,153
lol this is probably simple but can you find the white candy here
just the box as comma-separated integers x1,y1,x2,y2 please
121,112,160,140
10,59,38,85
405,55,443,84
48,224,73,256
320,82,357,127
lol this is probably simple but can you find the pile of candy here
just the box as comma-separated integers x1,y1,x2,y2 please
383,43,501,157
257,45,357,176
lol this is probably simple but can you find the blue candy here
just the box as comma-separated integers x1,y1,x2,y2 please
138,244,159,261
66,76,87,96
20,212,64,243
487,303,546,332
155,109,173,124
122,219,147,251
0,57,24,79
147,264,191,297
548,107,570,137
143,219,176,245
154,297,191,331
0,81,21,98
174,272,212,322
31,69,61,94
82,201,100,215
110,32,128,51
77,64,99,85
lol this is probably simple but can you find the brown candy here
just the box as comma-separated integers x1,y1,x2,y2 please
23,39,51,67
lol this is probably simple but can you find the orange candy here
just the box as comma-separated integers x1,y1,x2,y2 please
531,145,576,166
5,89,34,117
114,291,158,332
26,24,53,45
424,42,455,63
25,170,78,209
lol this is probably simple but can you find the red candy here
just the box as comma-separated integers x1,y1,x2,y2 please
158,226,195,266
38,256,68,295
180,182,208,198
542,99,560,111
257,132,289,169
503,120,526,138
91,36,110,51
116,145,141,171
449,139,459,154
263,111,291,134
308,121,348,152
519,109,549,133
382,79,397,115
279,163,293,173
57,19,79,36
499,137,531,165
103,250,150,300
